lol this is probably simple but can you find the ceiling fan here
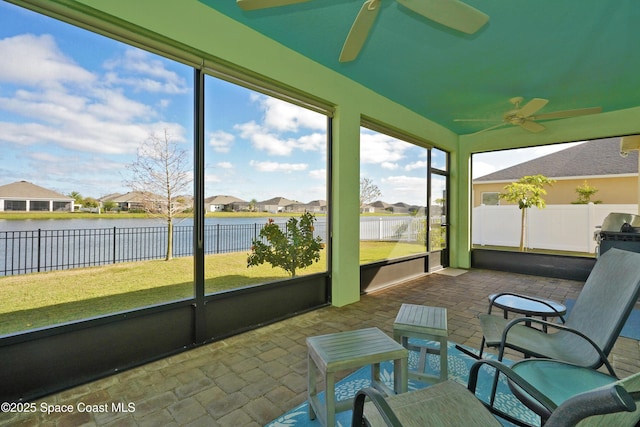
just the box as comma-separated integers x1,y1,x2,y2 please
454,97,603,134
236,0,489,62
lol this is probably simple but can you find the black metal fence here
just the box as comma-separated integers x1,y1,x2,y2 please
0,223,328,277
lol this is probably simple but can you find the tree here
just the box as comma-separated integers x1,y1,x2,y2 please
102,200,117,212
69,191,84,209
360,177,382,209
499,175,555,251
125,130,192,260
573,180,602,204
247,212,324,277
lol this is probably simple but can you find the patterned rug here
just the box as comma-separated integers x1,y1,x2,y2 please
265,340,540,427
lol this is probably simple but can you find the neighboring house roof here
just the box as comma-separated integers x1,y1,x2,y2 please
204,195,246,205
259,197,296,206
107,191,161,203
0,181,72,200
305,200,326,207
474,137,639,182
99,193,123,202
371,201,391,208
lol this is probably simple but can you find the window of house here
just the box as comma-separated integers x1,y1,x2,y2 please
481,192,500,205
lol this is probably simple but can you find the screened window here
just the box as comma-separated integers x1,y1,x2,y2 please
0,3,194,334
359,127,428,264
203,75,329,293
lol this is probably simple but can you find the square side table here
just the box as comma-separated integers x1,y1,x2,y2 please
306,327,408,427
393,304,448,383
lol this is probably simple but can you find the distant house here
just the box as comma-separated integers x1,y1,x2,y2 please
257,197,296,213
473,137,639,207
360,204,375,214
286,199,327,213
204,195,246,212
0,181,74,212
102,191,164,212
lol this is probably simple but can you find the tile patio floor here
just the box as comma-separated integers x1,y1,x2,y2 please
4,268,640,426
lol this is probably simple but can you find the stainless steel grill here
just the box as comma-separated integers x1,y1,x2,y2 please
595,212,640,256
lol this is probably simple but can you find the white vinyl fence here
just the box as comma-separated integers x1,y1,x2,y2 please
473,204,639,254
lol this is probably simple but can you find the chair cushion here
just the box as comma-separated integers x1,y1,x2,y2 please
509,360,616,417
364,380,502,427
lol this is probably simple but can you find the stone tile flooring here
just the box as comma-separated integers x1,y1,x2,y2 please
4,268,639,426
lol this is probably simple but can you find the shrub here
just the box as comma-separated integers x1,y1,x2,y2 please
247,212,324,276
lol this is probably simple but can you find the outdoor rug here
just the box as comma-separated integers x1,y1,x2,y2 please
265,340,540,427
564,299,640,341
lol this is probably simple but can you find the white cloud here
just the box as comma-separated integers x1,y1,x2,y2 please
0,34,186,155
208,130,235,153
249,160,308,172
360,132,408,165
253,95,326,132
405,160,427,171
205,174,222,184
308,169,326,179
381,175,427,205
381,162,399,170
236,121,324,156
0,34,95,88
103,49,189,94
216,161,233,169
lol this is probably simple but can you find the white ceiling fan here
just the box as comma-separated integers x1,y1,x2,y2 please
236,0,489,62
454,97,603,134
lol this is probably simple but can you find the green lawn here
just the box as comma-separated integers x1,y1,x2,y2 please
0,241,425,335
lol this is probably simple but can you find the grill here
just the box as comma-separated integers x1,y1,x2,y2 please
595,212,640,256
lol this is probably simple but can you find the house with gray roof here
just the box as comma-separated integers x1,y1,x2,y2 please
0,181,74,212
257,197,296,213
204,195,246,212
102,191,164,212
473,137,639,206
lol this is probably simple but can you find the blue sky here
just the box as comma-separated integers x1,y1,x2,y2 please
0,2,573,207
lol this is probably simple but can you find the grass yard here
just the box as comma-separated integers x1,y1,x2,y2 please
0,241,425,335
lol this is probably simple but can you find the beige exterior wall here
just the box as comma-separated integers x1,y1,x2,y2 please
473,175,638,207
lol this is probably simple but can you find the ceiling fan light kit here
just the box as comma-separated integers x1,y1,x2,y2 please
236,0,489,62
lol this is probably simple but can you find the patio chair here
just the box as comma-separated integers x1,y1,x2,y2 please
351,359,638,427
498,358,640,426
478,247,640,376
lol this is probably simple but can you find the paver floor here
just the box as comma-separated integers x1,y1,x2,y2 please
4,268,639,426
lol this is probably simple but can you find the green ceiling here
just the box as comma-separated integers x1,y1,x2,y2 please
198,0,640,135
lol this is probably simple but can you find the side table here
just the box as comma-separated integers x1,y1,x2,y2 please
393,304,448,383
306,327,408,427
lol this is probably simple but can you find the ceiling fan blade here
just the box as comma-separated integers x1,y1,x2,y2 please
518,98,549,118
519,120,546,133
339,0,381,62
395,0,488,34
468,122,509,135
533,106,602,121
236,0,310,11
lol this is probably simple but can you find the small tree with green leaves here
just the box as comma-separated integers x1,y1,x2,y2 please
573,180,602,204
499,175,555,251
247,212,324,277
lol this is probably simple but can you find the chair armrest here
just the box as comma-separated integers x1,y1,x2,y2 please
468,359,558,415
545,385,636,427
351,387,403,427
488,292,565,322
499,317,617,376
